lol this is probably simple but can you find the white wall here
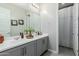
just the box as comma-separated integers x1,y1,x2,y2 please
0,3,27,36
40,3,58,53
72,4,78,56
78,4,79,55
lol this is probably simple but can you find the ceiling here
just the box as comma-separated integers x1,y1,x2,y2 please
12,3,29,10
12,3,40,10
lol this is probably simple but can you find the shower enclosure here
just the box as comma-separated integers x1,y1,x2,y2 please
59,4,73,48
58,3,78,56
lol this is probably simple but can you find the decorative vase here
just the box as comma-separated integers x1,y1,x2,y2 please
0,34,4,44
26,31,33,39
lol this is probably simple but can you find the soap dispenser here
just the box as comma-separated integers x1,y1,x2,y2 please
20,32,24,39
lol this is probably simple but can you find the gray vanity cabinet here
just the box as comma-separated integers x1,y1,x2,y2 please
0,36,48,56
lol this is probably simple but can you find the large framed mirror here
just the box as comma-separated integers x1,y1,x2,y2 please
26,3,41,32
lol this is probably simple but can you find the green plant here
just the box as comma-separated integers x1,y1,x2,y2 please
24,27,35,34
24,29,29,34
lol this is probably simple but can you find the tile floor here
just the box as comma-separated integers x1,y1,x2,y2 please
43,46,75,56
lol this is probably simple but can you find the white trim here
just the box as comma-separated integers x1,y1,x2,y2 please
73,48,78,56
48,49,58,54
56,4,59,55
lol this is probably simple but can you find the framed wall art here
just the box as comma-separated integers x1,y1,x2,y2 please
18,19,24,25
11,20,18,26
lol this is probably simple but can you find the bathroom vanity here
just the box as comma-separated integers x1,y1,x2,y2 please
0,33,48,56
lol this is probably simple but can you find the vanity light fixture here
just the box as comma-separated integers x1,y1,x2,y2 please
32,3,39,9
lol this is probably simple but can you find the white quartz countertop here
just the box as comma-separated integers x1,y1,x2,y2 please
0,33,48,52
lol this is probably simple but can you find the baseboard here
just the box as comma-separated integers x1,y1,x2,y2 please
59,45,72,49
48,49,58,54
73,48,78,56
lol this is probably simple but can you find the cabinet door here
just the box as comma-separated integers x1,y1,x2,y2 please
42,37,48,52
36,39,43,56
24,41,36,56
36,37,48,56
24,45,35,56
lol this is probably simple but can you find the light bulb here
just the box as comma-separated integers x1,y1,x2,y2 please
42,10,47,14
